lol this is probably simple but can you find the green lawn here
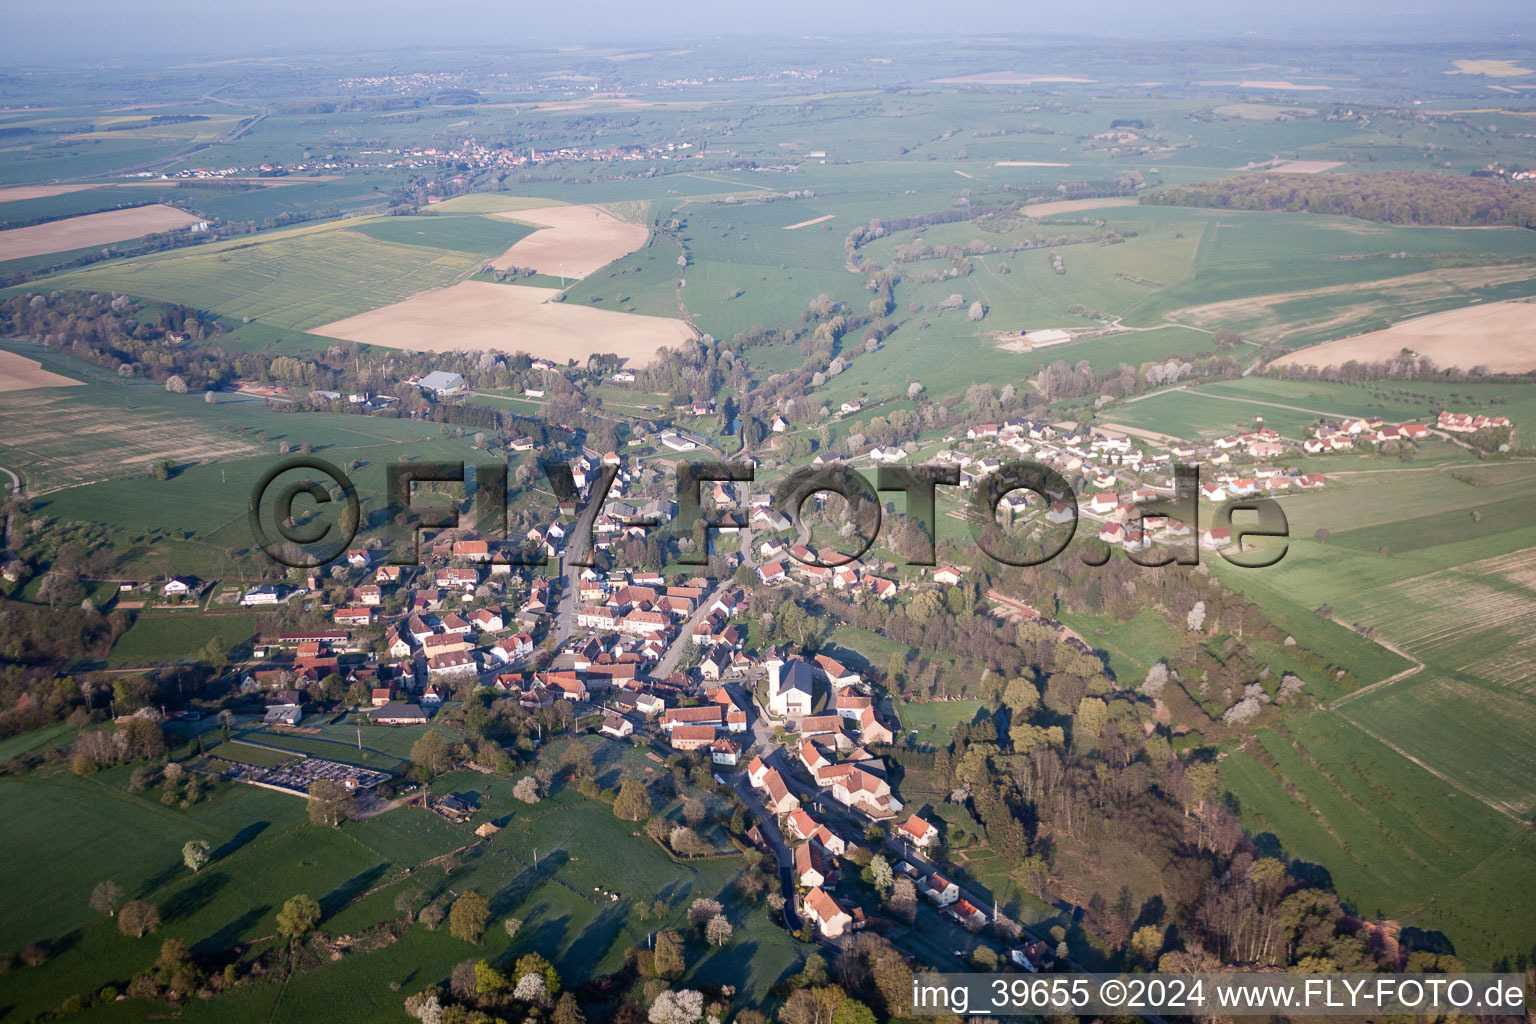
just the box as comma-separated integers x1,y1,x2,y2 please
108,612,258,667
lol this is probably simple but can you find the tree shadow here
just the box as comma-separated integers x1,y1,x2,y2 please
556,901,630,979
212,820,269,861
40,928,83,959
498,912,572,969
1399,927,1457,957
488,850,568,919
689,937,759,991
138,860,190,900
318,863,390,917
162,871,230,923
192,904,271,957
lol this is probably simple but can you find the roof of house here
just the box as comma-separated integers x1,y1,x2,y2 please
899,814,937,842
804,886,847,923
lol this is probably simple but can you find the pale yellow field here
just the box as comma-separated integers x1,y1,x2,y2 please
1272,301,1536,373
0,350,83,392
1198,80,1332,91
0,204,204,261
1446,59,1534,78
783,214,834,230
0,184,99,204
931,72,1096,84
313,280,695,367
1216,103,1319,119
1021,197,1137,218
491,204,650,278
1268,159,1344,173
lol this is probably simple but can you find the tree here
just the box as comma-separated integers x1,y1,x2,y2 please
513,952,560,998
888,876,917,923
276,894,321,943
968,300,986,322
687,897,724,928
165,375,188,394
118,900,161,938
473,959,507,995
449,890,490,943
410,729,454,781
653,928,686,979
681,797,707,826
1130,924,1165,965
503,917,524,940
182,839,211,874
552,993,587,1024
649,988,704,1024
513,775,542,804
199,635,228,672
863,855,894,900
1013,855,1050,899
613,778,651,821
669,826,712,858
308,778,355,827
513,971,549,1005
90,880,122,918
780,987,845,1024
705,914,733,947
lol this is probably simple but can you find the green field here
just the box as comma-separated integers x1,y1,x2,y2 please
343,213,536,258
1221,714,1536,968
107,612,258,667
37,221,482,331
205,740,298,769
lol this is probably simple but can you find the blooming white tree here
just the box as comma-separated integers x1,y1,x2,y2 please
705,914,733,947
650,988,705,1024
513,972,548,1005
1186,601,1206,632
1141,662,1168,697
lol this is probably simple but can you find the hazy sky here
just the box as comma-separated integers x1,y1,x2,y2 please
5,0,1533,60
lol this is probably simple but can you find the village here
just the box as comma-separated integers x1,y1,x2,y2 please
175,379,1516,971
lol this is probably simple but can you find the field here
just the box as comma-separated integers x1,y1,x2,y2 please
1221,714,1536,968
0,204,205,261
205,740,299,769
343,213,537,258
0,348,82,392
490,204,650,278
0,344,263,492
1271,299,1536,372
0,184,101,203
314,280,695,365
106,611,258,667
38,221,485,331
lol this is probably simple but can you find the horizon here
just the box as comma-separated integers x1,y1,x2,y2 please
6,1,1536,62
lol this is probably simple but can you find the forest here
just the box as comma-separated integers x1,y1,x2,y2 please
1142,171,1536,227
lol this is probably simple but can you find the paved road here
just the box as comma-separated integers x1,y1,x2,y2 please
729,771,800,931
650,579,719,679
550,485,608,647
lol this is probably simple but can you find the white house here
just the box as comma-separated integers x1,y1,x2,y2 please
768,658,814,717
